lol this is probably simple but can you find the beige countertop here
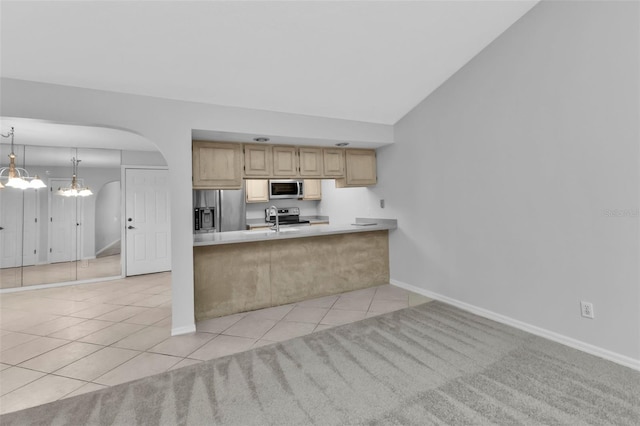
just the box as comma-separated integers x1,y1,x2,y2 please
193,218,397,247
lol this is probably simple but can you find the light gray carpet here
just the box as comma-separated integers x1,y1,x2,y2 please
2,301,639,425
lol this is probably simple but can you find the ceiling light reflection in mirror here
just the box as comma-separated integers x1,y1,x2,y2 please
0,127,47,190
58,157,93,197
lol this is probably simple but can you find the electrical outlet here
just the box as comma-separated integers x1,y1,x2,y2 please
380,199,385,208
580,301,594,319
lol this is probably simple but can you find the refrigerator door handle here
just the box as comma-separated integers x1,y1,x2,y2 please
216,190,222,232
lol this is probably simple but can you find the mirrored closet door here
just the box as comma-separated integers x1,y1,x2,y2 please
0,144,123,289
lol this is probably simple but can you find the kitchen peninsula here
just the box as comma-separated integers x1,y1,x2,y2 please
193,219,396,321
192,139,386,321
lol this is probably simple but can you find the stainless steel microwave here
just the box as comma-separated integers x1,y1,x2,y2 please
269,179,303,200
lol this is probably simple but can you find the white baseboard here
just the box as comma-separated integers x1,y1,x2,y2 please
0,275,123,294
171,324,196,336
390,279,640,372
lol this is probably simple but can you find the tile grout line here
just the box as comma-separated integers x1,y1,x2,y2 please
315,295,342,325
6,318,118,340
89,351,185,387
365,287,380,313
151,334,220,360
219,304,296,342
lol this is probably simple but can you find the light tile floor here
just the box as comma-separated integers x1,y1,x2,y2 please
0,272,431,414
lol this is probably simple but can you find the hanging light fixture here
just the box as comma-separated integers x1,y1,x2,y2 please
58,157,93,197
0,127,47,190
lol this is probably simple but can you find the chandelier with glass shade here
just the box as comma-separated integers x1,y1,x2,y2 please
58,157,93,197
0,127,47,190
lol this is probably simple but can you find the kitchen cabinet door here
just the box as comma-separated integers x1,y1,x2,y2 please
336,149,377,187
272,146,298,176
193,141,243,189
299,147,323,177
245,179,269,203
302,179,322,200
243,144,272,177
322,148,345,177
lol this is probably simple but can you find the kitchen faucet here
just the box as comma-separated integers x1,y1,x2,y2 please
269,206,280,232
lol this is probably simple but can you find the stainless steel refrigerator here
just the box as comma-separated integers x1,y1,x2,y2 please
193,182,246,233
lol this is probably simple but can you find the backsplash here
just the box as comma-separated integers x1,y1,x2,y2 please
246,199,320,220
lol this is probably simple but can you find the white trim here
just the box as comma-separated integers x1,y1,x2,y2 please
0,274,123,294
120,166,126,277
391,279,640,372
171,324,196,336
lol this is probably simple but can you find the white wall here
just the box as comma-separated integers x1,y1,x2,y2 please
318,180,392,225
0,79,394,334
379,0,639,363
122,150,167,167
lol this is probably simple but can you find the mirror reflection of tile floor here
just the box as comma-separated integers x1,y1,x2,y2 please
0,272,431,415
0,254,121,289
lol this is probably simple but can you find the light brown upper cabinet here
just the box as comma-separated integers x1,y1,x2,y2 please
302,179,322,200
193,141,375,187
193,141,243,189
336,149,377,187
272,146,298,176
245,179,269,203
323,148,345,177
298,147,324,177
243,144,272,177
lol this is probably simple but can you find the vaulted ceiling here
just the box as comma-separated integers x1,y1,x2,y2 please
1,0,538,126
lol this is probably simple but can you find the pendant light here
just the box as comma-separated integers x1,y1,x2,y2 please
58,157,93,197
0,127,46,190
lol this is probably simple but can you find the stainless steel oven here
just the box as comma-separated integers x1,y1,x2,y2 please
265,207,310,226
269,179,303,200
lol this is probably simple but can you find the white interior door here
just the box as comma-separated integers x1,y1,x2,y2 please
0,189,24,268
21,190,38,266
125,168,171,276
49,180,79,264
0,189,39,268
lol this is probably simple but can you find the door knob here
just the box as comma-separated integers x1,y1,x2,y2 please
128,225,136,229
